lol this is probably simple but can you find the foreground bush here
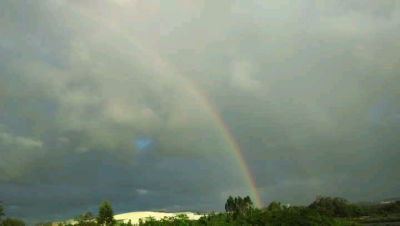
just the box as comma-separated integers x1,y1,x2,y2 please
1,218,26,226
134,207,360,226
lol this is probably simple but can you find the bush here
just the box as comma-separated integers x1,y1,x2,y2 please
1,218,26,226
0,204,4,221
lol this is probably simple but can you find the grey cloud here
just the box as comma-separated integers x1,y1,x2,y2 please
0,127,43,149
1,0,400,223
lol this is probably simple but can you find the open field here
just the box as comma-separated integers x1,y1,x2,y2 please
114,211,204,225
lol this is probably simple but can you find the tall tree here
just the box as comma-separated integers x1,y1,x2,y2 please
96,201,115,226
224,196,254,219
225,196,234,213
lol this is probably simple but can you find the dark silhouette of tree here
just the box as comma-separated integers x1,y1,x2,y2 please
224,196,254,219
309,196,358,217
267,201,282,212
0,201,4,221
381,201,400,213
96,201,116,226
75,212,95,223
224,196,234,213
1,218,26,226
309,196,335,217
84,212,94,222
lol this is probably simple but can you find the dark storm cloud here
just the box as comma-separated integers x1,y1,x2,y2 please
1,0,400,224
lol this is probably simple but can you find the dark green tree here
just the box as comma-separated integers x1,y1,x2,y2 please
224,196,234,213
1,218,26,226
309,196,360,218
332,197,349,217
381,201,400,213
347,204,364,217
309,196,335,217
0,202,4,221
267,201,283,213
75,214,84,222
75,212,95,223
224,196,254,219
96,201,116,226
84,212,94,222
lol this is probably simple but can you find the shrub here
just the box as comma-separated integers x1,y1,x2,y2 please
1,218,26,226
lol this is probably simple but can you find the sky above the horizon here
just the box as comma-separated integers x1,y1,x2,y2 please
1,0,400,224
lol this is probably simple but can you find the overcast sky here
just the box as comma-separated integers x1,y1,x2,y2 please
1,0,400,224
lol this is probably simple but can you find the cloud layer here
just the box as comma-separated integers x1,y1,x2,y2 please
1,0,400,223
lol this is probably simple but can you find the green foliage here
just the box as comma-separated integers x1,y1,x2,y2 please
1,218,26,226
309,196,336,217
137,215,197,226
351,201,400,217
34,222,52,226
346,204,364,217
194,205,361,226
266,201,282,212
0,197,374,226
76,212,95,223
308,196,363,218
0,203,4,221
380,201,400,213
97,201,116,226
117,220,132,226
224,196,254,219
75,221,99,226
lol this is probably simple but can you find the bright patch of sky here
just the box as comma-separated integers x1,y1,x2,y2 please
370,98,400,125
134,138,152,152
371,98,389,124
136,188,149,195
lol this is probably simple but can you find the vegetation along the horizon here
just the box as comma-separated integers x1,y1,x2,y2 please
1,196,400,226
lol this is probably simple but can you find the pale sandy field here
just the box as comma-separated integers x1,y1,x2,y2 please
113,211,205,225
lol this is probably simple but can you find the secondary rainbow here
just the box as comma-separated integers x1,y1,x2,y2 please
55,0,263,209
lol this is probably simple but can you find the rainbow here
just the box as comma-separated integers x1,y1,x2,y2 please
52,0,263,209
184,80,263,209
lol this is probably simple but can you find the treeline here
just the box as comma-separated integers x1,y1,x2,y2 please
136,197,400,226
357,200,400,216
1,197,400,226
137,196,364,226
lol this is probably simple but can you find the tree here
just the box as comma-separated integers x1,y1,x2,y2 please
118,220,132,226
309,196,358,217
347,204,364,217
0,202,4,221
381,201,400,214
84,212,94,221
224,196,254,219
1,218,26,226
75,212,94,223
74,214,84,222
224,196,234,213
309,196,335,217
96,201,116,226
267,201,282,212
332,197,350,217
